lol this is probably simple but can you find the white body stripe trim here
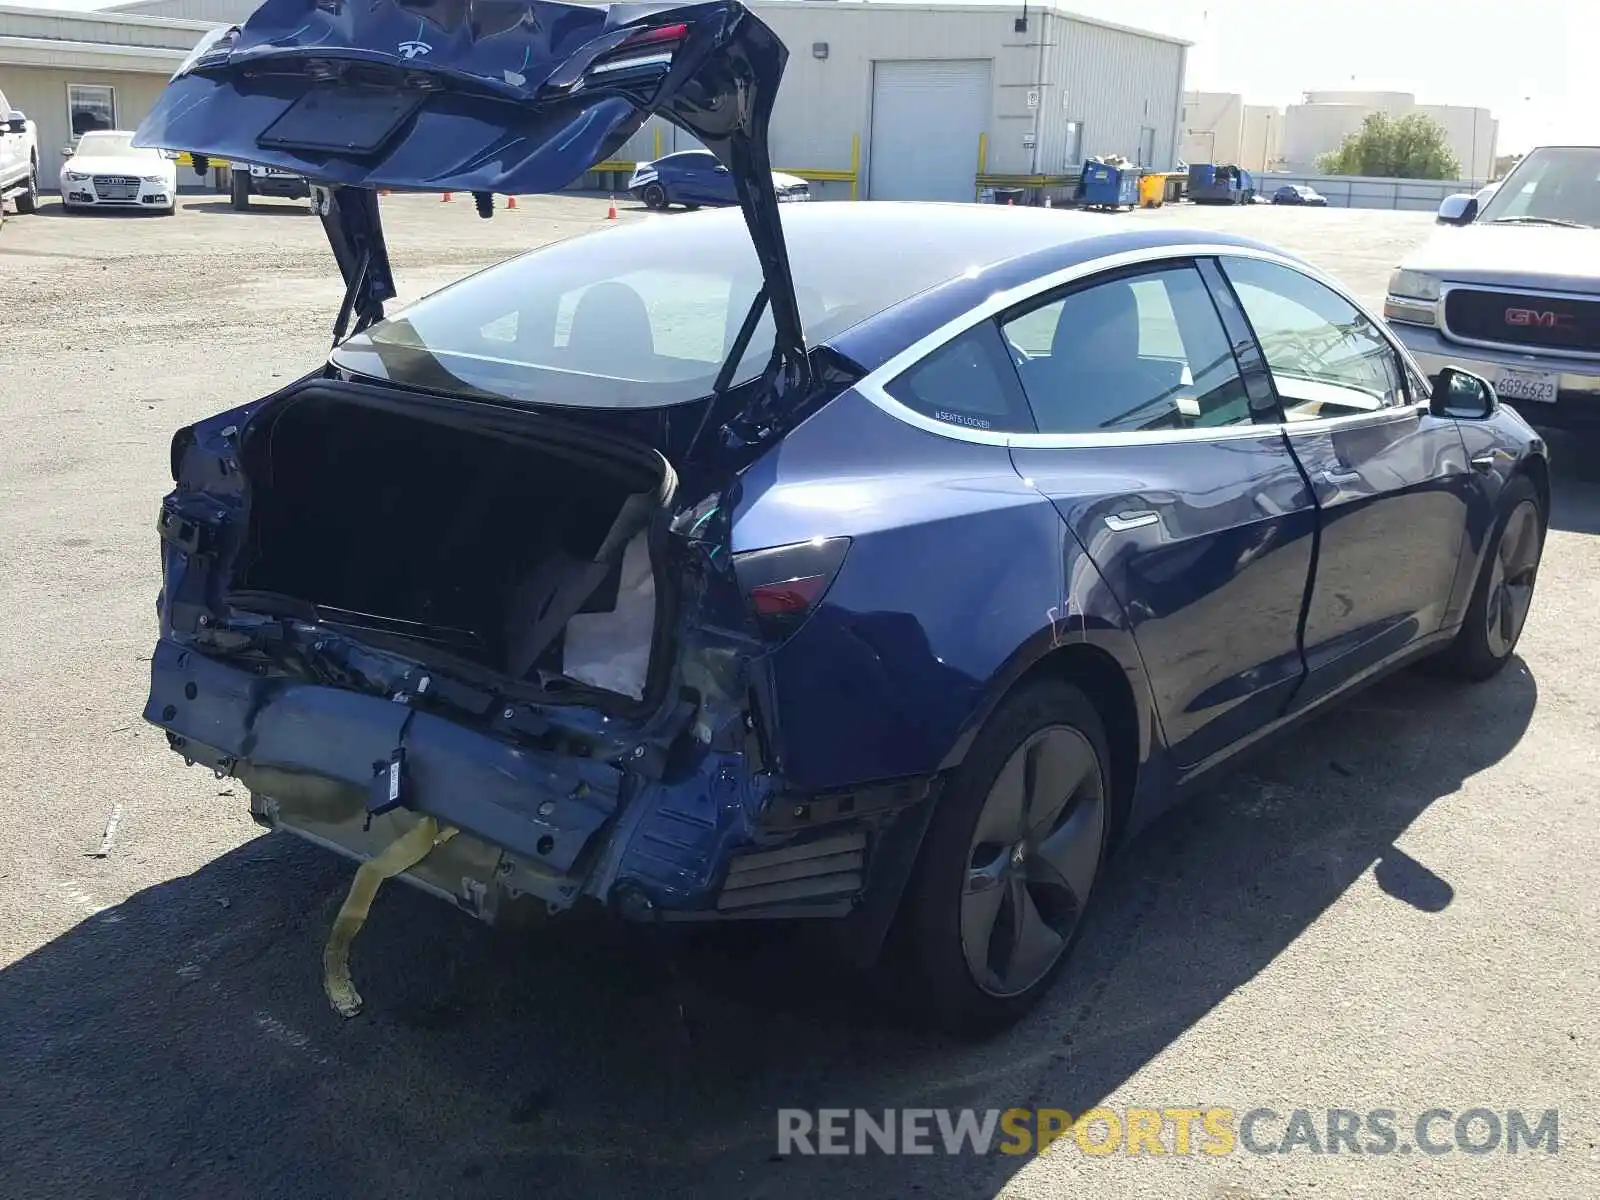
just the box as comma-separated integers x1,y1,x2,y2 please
852,242,1436,449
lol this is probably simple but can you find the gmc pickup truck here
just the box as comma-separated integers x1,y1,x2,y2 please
0,90,40,215
1385,145,1600,431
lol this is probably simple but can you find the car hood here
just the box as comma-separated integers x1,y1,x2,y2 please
65,156,171,176
132,0,809,378
1402,223,1600,294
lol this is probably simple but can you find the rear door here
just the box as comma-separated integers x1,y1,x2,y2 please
1004,259,1318,774
1216,254,1474,707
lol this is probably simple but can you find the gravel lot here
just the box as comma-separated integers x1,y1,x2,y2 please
2,192,1596,1200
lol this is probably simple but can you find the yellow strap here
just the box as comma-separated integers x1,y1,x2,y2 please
322,816,458,1018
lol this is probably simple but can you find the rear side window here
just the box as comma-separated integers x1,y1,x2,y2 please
883,321,1035,434
1000,264,1254,434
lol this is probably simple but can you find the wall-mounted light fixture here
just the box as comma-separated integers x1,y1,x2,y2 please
812,42,829,59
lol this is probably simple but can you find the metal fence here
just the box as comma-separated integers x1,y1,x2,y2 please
1258,172,1490,212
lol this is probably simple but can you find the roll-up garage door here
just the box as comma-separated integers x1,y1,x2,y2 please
867,59,992,202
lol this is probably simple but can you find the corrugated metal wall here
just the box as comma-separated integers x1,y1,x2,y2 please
1044,12,1185,173
615,4,1186,199
0,6,213,50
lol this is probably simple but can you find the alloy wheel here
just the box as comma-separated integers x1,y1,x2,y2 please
961,726,1105,997
1485,499,1541,659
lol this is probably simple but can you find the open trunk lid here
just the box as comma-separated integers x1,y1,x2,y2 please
132,0,809,388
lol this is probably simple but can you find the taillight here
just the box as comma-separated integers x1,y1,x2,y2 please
586,22,690,78
732,536,850,643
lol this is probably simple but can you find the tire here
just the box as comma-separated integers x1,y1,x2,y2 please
896,678,1111,1037
230,171,251,210
1436,474,1544,681
641,182,667,210
684,203,701,211
14,157,38,214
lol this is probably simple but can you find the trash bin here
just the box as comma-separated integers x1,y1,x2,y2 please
1138,172,1166,208
1080,161,1140,210
993,187,1026,207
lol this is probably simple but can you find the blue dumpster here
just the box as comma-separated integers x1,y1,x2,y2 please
1079,161,1140,211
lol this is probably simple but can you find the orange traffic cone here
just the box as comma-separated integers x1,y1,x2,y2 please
441,191,453,203
606,195,618,220
506,194,517,210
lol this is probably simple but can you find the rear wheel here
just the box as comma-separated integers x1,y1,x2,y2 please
230,170,251,211
14,158,38,214
641,182,666,210
1437,475,1543,681
898,679,1110,1036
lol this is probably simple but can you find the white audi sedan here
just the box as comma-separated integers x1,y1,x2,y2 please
59,131,177,215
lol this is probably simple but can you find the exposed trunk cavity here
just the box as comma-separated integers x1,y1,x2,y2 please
231,387,674,701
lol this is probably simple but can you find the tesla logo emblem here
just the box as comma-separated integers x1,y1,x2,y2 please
397,39,432,59
1504,307,1572,329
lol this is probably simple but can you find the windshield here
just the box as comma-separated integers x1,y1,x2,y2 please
1477,147,1600,228
333,205,1039,410
73,133,152,159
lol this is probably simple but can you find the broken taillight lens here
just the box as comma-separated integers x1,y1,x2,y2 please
732,536,851,643
585,22,690,79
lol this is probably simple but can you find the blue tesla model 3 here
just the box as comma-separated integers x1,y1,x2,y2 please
136,0,1548,1034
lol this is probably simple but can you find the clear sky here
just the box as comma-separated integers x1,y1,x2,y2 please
15,0,1593,153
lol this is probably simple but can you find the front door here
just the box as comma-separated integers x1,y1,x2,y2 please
1217,255,1474,706
1003,260,1318,773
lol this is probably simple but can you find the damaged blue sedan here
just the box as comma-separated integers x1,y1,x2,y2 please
137,0,1548,1035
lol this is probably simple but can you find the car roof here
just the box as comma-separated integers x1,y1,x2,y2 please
685,201,1289,370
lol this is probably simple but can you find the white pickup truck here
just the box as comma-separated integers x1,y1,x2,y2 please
0,88,40,215
1385,145,1600,432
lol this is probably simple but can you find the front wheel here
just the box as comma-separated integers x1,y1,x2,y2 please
641,182,667,210
15,158,39,214
897,678,1111,1037
1437,475,1544,680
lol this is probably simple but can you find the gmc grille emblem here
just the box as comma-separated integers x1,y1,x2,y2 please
1504,307,1573,329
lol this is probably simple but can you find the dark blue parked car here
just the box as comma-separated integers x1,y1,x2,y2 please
135,0,1548,1034
628,148,810,209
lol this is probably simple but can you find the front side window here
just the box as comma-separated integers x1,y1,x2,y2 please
1221,256,1405,420
67,84,115,137
1000,263,1254,434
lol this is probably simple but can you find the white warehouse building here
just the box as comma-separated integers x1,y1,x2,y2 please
1282,90,1497,182
2,0,1190,202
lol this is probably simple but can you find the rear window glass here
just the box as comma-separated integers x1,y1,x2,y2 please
332,206,1037,410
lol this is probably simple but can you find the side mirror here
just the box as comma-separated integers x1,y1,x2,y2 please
713,163,729,173
1430,367,1498,419
61,145,77,160
3,111,25,134
1436,194,1477,225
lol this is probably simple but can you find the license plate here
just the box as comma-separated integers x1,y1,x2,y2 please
1495,368,1559,404
259,87,425,155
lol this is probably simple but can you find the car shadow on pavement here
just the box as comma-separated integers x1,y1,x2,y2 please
0,657,1537,1200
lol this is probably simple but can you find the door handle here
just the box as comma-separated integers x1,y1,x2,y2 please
1321,467,1362,485
1470,452,1497,472
1105,510,1159,532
